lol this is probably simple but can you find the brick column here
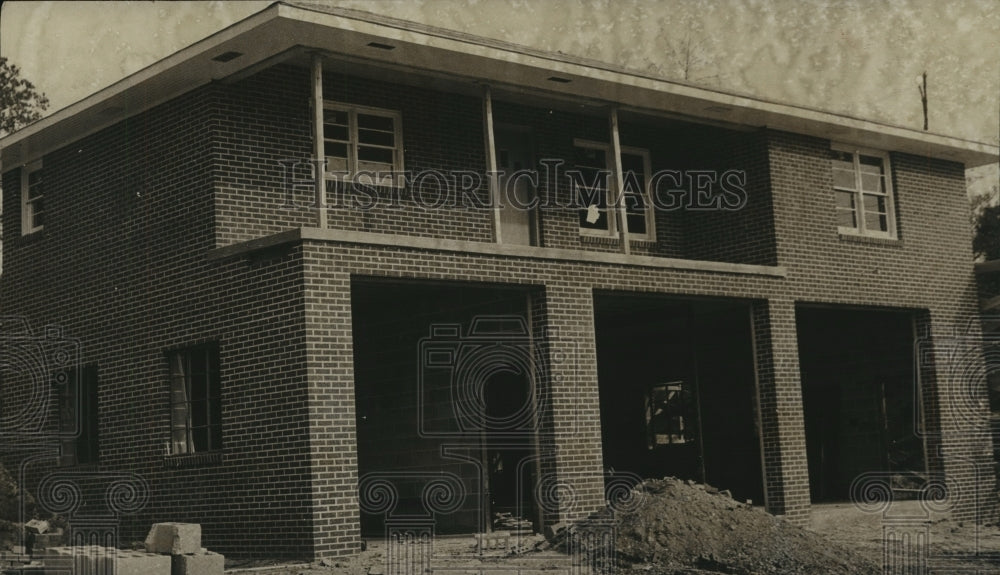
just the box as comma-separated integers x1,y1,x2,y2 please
531,284,606,528
918,311,998,524
302,250,362,558
752,299,811,523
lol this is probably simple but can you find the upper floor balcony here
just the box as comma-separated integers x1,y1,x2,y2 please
1,2,995,281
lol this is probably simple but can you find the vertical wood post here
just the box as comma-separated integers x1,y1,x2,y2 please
312,53,327,229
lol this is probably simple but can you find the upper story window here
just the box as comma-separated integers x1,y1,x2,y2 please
21,160,44,235
573,139,654,240
322,102,403,186
168,343,222,455
831,145,896,238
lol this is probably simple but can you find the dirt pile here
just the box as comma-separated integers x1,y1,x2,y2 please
603,477,881,575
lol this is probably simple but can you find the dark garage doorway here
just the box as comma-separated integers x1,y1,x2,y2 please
796,306,925,502
593,293,764,505
351,279,540,536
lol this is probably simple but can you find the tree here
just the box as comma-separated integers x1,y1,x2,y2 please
971,184,1000,261
0,57,49,136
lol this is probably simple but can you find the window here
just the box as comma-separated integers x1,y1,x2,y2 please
831,146,895,238
322,102,402,185
168,344,222,454
58,365,99,466
21,160,43,235
573,139,654,240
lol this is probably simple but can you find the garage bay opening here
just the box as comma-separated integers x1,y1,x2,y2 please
593,292,764,505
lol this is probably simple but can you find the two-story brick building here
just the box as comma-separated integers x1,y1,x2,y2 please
1,1,998,560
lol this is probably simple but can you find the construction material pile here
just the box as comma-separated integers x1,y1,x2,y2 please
603,477,881,575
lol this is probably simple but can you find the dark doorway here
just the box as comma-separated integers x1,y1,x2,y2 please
593,293,764,504
796,306,924,502
496,124,538,246
351,279,540,535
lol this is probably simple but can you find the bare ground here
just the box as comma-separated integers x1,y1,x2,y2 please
217,478,1000,574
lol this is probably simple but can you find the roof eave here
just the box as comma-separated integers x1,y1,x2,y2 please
2,1,996,171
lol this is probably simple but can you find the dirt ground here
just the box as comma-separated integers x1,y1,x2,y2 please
222,479,1000,574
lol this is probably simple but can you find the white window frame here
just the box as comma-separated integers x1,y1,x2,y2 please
831,143,896,239
21,159,43,235
572,139,655,241
321,101,403,187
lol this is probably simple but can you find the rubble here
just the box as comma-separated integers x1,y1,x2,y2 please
601,477,882,575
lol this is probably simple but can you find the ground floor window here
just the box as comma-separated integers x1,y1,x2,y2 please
168,343,222,454
58,365,99,465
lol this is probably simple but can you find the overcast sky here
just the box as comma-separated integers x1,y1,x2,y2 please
2,0,997,190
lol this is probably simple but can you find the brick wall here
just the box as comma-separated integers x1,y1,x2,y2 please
1,57,993,561
766,131,996,522
1,85,318,558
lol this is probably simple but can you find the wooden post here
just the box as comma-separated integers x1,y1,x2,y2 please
312,53,327,229
484,86,502,243
608,107,630,254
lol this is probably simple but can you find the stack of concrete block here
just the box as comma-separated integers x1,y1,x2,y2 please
144,523,224,575
38,545,170,574
24,519,65,555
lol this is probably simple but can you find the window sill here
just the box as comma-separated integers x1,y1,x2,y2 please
164,451,222,469
580,233,618,245
837,232,902,247
17,229,46,244
325,175,404,190
580,234,657,247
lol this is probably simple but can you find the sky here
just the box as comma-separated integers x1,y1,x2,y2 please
1,0,998,192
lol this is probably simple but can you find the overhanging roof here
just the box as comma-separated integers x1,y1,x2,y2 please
2,1,997,169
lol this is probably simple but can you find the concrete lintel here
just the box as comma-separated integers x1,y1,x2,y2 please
208,226,788,278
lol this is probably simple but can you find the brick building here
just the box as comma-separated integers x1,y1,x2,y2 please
1,1,998,560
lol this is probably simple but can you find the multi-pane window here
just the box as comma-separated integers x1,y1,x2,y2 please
573,140,654,239
620,149,653,238
21,160,44,235
322,102,402,185
58,365,100,466
831,146,895,238
168,344,222,454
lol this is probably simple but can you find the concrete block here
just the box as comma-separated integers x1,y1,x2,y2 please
145,523,202,555
25,519,50,534
40,546,170,575
171,551,224,575
116,548,171,575
31,530,64,552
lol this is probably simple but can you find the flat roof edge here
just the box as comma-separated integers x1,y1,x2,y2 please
2,1,997,170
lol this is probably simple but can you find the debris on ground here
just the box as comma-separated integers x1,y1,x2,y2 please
595,477,881,575
493,512,533,533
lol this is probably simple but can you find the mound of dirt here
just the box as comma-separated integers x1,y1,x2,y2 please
599,477,881,575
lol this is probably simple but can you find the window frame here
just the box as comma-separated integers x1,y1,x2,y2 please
21,159,44,235
57,365,100,467
167,343,222,455
830,143,896,239
321,101,404,187
572,138,656,241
